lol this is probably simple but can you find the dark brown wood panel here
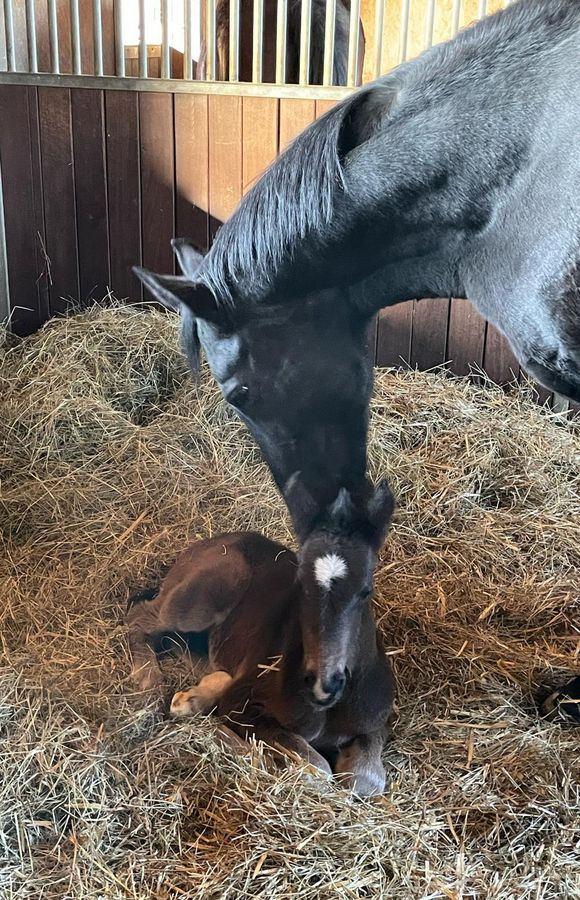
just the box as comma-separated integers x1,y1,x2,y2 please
139,92,175,276
71,88,109,303
175,93,210,253
105,90,141,301
446,298,487,377
410,297,450,370
0,85,48,333
376,303,413,368
482,323,519,386
208,95,243,241
38,86,79,314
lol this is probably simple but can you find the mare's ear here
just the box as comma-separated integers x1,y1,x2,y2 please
284,472,321,542
133,267,222,325
327,487,356,531
366,478,395,547
171,238,206,279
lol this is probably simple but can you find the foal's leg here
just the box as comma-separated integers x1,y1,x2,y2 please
169,671,234,716
334,730,387,797
226,717,332,776
125,597,167,692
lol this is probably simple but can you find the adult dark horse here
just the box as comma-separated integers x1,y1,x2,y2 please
196,0,365,85
136,0,580,715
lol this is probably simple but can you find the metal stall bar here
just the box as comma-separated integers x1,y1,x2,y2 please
139,0,147,78
322,0,336,86
425,0,436,48
25,0,38,73
206,0,216,80
299,0,312,85
373,0,385,80
229,0,240,81
114,0,125,76
2,0,15,71
252,0,264,83
346,0,361,87
70,0,82,74
451,0,461,36
399,0,410,62
478,0,488,17
184,0,193,79
47,0,60,73
275,0,287,84
94,0,104,76
161,0,170,78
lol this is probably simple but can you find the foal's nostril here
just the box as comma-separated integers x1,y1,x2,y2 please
304,672,316,689
325,672,346,697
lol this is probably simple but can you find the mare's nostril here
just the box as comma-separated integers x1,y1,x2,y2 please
304,672,316,689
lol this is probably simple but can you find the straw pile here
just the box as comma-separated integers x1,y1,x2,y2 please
0,304,578,899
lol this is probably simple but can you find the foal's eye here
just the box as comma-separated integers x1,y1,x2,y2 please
358,587,372,602
226,385,250,409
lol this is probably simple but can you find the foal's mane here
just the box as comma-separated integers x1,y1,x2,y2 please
197,89,378,305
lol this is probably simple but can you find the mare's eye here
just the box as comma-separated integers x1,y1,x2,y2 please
226,385,250,409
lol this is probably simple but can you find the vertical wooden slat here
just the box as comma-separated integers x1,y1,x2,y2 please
376,303,413,368
105,90,142,300
242,97,278,195
139,92,175,275
175,93,210,253
208,95,242,240
411,297,450,370
0,85,48,333
38,86,79,314
71,88,109,303
446,298,486,377
279,98,316,151
482,323,519,386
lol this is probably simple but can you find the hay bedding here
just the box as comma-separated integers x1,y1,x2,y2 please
0,305,579,900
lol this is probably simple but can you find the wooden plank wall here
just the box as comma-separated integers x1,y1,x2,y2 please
0,83,576,416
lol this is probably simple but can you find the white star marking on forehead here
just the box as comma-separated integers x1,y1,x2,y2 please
314,554,348,590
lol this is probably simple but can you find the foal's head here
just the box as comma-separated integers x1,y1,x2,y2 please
286,474,395,709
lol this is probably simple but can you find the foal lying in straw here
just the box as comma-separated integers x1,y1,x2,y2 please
126,479,396,796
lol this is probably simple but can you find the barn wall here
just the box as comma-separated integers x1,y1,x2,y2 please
0,81,575,415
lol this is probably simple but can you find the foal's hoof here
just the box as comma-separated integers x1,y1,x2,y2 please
539,675,580,725
335,764,387,798
169,689,207,717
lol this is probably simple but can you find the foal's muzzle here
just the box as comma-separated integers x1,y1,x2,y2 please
305,670,347,708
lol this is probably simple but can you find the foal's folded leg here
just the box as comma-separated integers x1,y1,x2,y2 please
334,729,387,797
226,717,332,777
170,671,234,716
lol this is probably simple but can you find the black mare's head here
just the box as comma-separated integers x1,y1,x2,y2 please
135,239,375,525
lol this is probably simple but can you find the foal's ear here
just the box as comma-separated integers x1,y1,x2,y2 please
171,238,206,279
284,471,321,542
133,267,222,325
366,478,395,546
